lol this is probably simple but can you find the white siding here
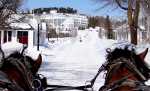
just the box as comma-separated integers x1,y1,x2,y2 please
28,30,34,48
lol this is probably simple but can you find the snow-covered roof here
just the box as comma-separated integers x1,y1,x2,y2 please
10,23,33,30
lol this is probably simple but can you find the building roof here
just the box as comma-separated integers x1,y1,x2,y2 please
10,23,33,30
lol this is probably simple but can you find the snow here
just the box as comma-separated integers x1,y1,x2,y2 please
38,31,116,90
1,41,40,60
10,23,32,29
2,30,150,90
38,30,150,90
25,48,40,60
106,40,150,56
1,42,24,57
139,25,146,30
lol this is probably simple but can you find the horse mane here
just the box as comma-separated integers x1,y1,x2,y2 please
0,51,34,91
2,51,24,66
106,46,150,80
0,45,42,91
7,51,24,58
1,51,35,73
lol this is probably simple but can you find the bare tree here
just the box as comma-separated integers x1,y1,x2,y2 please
95,0,142,45
0,0,23,29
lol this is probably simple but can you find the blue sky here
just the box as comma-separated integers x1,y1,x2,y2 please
23,0,126,17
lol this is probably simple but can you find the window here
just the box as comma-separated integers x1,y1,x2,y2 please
8,31,12,41
3,31,12,43
17,31,28,44
3,31,7,43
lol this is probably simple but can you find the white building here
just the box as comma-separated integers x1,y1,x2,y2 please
0,14,47,48
0,22,34,48
38,10,88,32
0,11,88,47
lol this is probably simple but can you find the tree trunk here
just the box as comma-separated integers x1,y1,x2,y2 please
127,0,140,45
130,25,137,45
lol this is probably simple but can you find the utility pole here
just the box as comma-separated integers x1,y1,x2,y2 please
37,23,40,51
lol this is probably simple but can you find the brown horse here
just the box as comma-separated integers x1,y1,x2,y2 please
99,47,150,91
0,48,42,91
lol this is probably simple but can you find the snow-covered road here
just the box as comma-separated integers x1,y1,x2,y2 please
2,30,150,90
39,31,116,90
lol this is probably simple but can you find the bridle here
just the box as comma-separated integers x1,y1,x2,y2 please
100,57,147,91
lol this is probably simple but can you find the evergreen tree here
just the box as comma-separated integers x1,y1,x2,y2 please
33,7,77,14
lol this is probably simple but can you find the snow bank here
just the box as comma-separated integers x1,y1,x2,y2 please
1,42,40,60
1,42,24,57
25,48,40,60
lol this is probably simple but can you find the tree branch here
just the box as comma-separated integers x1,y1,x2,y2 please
115,0,128,10
0,0,22,29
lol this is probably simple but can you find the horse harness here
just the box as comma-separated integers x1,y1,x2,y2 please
100,57,147,91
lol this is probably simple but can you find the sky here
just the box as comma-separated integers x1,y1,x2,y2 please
23,0,126,17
